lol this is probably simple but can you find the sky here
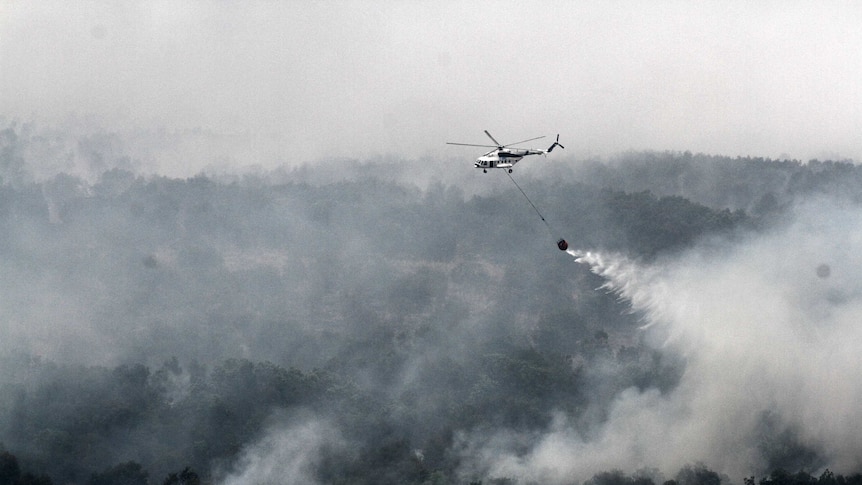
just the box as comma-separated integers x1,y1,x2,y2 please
2,1,862,173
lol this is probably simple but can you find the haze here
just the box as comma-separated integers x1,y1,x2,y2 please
5,2,862,484
3,1,861,176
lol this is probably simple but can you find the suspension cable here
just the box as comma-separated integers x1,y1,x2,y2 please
506,170,553,234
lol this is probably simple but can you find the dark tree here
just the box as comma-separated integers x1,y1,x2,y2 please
88,462,148,485
162,467,200,485
16,473,53,485
0,452,20,485
676,464,722,485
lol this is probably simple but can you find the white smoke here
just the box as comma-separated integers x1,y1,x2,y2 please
218,413,343,485
458,196,862,484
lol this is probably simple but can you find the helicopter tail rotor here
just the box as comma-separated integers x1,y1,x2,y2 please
547,134,565,153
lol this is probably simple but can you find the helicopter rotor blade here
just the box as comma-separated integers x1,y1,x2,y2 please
504,135,546,148
446,142,499,148
484,130,502,147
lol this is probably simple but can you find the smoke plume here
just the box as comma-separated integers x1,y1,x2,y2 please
457,196,862,483
218,413,343,485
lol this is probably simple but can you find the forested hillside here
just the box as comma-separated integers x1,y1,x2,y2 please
567,150,862,214
1,122,861,484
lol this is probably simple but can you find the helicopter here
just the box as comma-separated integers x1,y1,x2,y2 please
447,130,564,172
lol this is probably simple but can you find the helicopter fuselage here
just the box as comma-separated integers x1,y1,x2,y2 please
474,148,545,170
